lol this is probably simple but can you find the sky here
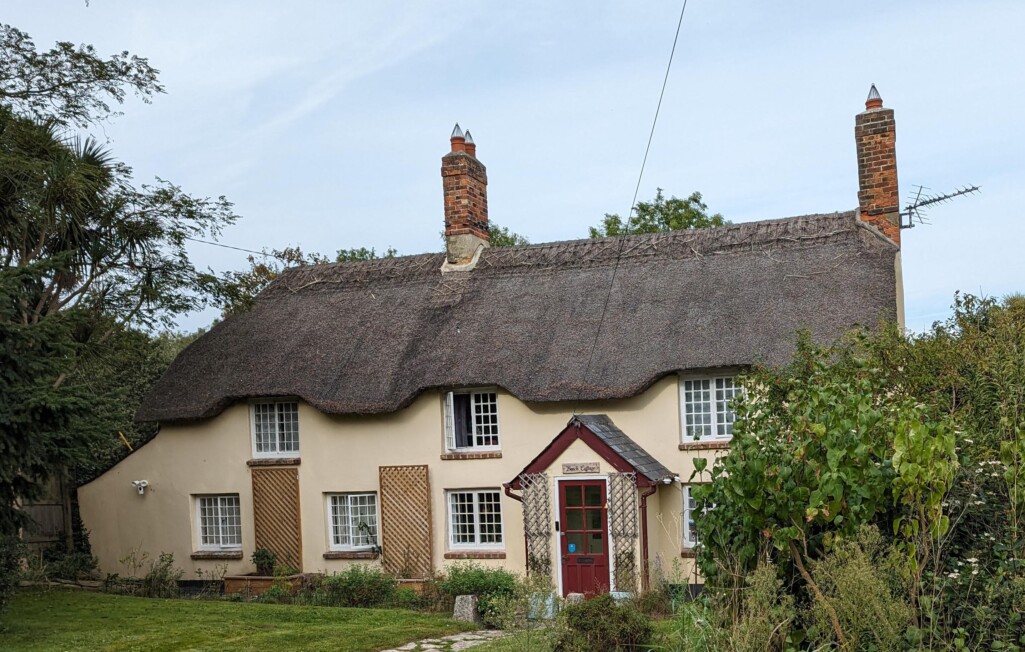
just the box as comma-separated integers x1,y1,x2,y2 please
6,0,1024,333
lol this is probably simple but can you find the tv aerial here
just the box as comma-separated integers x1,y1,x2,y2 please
902,184,980,229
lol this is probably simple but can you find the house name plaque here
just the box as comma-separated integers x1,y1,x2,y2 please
561,462,600,474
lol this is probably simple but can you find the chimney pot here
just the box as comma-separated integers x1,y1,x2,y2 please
865,84,884,110
450,123,466,152
464,130,476,158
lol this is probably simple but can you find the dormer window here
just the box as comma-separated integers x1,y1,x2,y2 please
444,390,500,451
250,399,300,458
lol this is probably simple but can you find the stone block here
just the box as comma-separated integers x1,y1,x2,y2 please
453,594,481,623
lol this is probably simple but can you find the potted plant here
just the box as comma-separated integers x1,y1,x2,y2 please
251,548,276,576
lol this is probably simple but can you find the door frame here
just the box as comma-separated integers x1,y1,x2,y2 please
553,475,615,597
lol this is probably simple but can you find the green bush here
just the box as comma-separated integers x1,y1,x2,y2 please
43,547,97,581
437,563,517,627
808,526,911,651
729,563,796,652
250,548,276,576
258,583,292,604
553,594,653,652
322,564,396,607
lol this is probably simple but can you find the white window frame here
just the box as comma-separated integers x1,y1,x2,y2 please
249,399,300,458
683,486,700,549
679,374,742,442
195,494,242,551
446,489,505,550
444,389,501,452
326,492,379,551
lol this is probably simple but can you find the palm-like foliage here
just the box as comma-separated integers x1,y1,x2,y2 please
0,106,235,332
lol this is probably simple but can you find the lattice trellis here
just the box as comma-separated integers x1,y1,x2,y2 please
608,472,639,591
519,473,552,578
379,465,433,579
251,467,303,571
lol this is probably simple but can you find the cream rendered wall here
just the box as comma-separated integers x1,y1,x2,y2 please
81,374,729,585
78,404,255,577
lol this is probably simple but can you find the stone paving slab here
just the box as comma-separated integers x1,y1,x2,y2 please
381,629,506,652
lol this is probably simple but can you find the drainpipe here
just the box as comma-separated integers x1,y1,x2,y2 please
503,483,529,574
639,484,657,591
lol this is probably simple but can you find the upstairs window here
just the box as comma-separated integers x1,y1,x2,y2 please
447,489,504,548
444,390,500,451
196,494,242,550
251,400,299,457
681,376,740,441
327,493,379,550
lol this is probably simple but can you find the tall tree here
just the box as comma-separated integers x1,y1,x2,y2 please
589,188,726,238
0,26,235,537
489,223,529,247
0,23,162,128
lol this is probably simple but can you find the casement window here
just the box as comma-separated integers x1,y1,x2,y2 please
327,493,379,550
683,486,700,548
196,494,242,550
447,490,504,548
444,390,500,451
680,376,741,441
251,400,300,457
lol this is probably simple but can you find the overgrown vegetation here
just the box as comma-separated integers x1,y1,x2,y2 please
319,565,398,608
553,594,653,652
437,563,518,627
682,294,1025,650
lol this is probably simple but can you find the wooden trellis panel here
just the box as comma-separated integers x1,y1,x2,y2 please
251,467,303,571
379,465,432,578
609,472,638,591
519,473,552,578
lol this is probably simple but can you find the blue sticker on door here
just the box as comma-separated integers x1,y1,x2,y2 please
568,543,577,553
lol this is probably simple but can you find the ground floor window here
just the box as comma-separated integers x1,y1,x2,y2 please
327,492,379,550
683,486,701,548
196,494,242,549
447,489,503,548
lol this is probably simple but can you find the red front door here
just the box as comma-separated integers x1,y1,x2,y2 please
559,480,610,596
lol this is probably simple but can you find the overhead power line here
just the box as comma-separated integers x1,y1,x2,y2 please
626,0,690,225
183,236,291,261
578,0,691,401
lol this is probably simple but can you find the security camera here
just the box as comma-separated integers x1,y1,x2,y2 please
131,480,149,495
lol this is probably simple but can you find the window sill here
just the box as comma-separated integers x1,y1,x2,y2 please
678,440,731,451
191,550,243,560
323,550,380,560
247,457,301,466
440,451,503,461
680,549,698,559
444,550,507,560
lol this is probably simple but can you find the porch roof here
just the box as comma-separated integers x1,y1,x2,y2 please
508,414,676,488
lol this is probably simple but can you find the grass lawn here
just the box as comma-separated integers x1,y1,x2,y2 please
470,618,679,651
0,589,475,652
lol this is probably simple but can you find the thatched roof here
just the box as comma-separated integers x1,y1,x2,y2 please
138,211,898,423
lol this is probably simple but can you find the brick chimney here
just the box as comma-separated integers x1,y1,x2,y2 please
442,123,489,264
855,84,900,245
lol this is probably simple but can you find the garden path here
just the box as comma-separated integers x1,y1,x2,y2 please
381,630,506,651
